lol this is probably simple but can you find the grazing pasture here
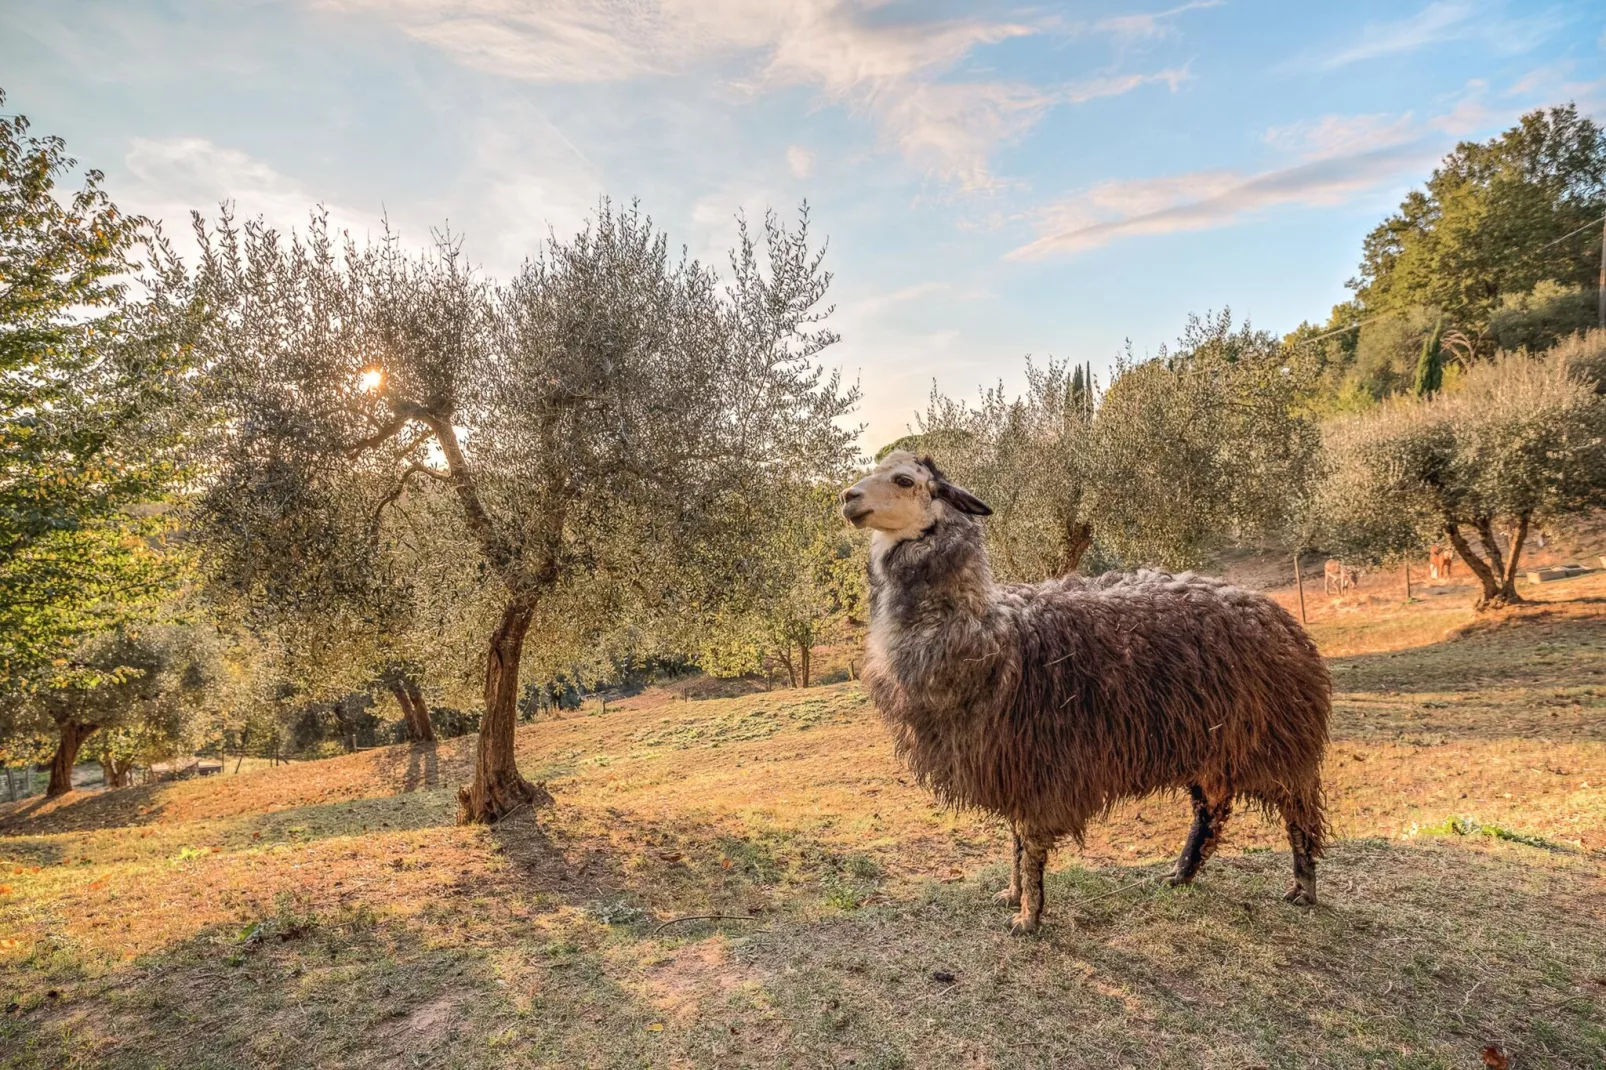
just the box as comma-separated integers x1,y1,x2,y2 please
2,573,1604,1069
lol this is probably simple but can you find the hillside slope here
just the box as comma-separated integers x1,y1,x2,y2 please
2,573,1604,1068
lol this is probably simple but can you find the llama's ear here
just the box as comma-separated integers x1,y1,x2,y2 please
934,481,992,517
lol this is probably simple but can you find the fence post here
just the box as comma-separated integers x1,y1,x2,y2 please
1294,550,1307,626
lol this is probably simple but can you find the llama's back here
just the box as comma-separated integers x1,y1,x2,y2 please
989,569,1330,832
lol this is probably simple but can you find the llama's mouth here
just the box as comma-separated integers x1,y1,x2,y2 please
842,505,873,527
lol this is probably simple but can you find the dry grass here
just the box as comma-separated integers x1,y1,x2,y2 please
2,574,1605,1068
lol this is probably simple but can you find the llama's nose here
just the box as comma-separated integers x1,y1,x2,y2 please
841,487,863,503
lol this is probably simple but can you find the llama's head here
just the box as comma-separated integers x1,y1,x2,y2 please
840,451,991,543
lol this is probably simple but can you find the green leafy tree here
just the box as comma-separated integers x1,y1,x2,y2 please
0,89,188,697
1352,104,1604,365
19,623,221,795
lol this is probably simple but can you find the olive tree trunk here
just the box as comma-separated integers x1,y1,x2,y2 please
1061,519,1093,574
1444,513,1529,610
456,596,552,823
47,721,97,797
98,756,135,789
389,680,436,743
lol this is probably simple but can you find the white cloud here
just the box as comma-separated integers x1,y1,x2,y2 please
1092,1,1224,43
1012,81,1546,261
1011,138,1437,259
1283,2,1561,74
123,137,367,240
1313,2,1474,70
1064,67,1191,104
319,0,1190,191
786,144,814,178
1263,112,1418,160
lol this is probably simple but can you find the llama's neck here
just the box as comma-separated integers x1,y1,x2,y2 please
867,514,995,632
864,513,1000,723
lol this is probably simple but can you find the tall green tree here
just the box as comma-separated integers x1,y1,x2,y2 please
1352,104,1605,364
0,89,188,698
1413,316,1445,397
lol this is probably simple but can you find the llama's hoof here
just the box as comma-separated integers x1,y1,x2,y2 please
1282,883,1317,907
993,887,1021,907
1009,913,1041,936
1161,872,1189,888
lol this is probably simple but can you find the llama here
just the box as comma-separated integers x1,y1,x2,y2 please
1428,544,1453,580
841,452,1330,935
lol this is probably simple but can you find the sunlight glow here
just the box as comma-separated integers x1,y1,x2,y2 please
359,368,384,393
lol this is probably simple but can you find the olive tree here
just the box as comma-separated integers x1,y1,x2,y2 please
21,624,220,795
922,314,1318,577
1088,313,1321,570
189,203,858,822
699,481,864,687
1320,339,1606,609
916,359,1094,582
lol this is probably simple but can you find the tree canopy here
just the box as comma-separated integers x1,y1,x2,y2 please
185,202,861,821
0,90,188,714
1319,330,1606,608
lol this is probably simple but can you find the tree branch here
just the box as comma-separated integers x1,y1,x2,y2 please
346,413,413,455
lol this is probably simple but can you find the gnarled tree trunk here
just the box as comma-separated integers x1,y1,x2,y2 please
404,678,435,742
457,596,552,824
1444,513,1529,610
389,679,436,743
47,721,97,797
1061,519,1093,574
98,756,135,788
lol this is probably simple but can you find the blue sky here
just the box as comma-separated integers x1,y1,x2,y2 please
4,0,1603,448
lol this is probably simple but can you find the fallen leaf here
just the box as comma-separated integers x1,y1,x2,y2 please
645,1022,664,1033
1482,1044,1509,1070
0,886,11,895
657,851,682,863
720,857,732,869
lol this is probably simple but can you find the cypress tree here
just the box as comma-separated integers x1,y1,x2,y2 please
1414,316,1444,397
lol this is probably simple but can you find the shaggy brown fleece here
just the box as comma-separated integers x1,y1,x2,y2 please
858,462,1330,935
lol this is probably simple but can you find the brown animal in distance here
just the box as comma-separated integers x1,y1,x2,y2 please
1323,559,1358,594
841,452,1331,935
1428,544,1454,579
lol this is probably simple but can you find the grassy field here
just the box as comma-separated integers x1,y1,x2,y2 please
2,570,1604,1068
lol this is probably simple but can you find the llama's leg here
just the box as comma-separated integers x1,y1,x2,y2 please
1166,785,1232,887
994,826,1022,906
1010,836,1051,936
1278,782,1324,906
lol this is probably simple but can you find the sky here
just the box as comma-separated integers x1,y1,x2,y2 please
3,0,1603,449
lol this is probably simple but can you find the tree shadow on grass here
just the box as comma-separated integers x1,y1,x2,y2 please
1328,613,1606,743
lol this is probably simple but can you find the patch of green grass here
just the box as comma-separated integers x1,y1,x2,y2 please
1417,816,1574,852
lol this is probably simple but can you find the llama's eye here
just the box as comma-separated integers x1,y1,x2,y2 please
893,475,915,488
